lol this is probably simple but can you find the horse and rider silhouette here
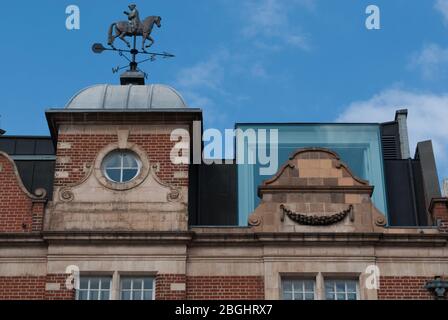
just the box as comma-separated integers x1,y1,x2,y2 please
108,15,162,51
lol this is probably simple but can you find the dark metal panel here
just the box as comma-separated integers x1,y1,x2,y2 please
35,139,55,154
384,159,430,226
384,160,417,226
0,139,15,154
415,141,441,208
32,161,55,198
188,163,238,226
412,161,429,225
15,161,34,191
188,164,200,226
381,122,401,160
15,139,37,155
14,161,55,199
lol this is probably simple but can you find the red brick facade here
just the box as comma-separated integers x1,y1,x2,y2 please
0,276,45,300
378,276,434,300
0,274,74,300
0,154,45,233
430,198,448,233
155,274,187,300
186,276,265,300
55,133,188,188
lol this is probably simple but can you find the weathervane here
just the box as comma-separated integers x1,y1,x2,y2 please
91,4,175,84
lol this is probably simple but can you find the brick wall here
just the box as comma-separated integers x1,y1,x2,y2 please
45,274,76,300
186,276,265,300
0,154,45,233
378,276,433,300
55,133,188,188
0,276,45,300
155,274,187,300
0,274,75,300
429,198,448,233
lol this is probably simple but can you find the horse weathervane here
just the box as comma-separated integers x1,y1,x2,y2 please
91,4,175,85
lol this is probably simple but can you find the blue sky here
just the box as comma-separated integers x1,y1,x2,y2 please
1,0,448,180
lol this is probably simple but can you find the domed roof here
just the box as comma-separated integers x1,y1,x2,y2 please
65,84,188,109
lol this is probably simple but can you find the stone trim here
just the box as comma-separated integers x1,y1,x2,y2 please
93,142,151,191
280,204,354,226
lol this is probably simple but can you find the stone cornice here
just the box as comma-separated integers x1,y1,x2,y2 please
0,232,46,246
191,231,448,247
42,231,195,244
0,230,446,248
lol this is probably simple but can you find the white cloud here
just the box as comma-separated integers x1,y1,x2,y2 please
176,55,226,91
241,0,313,50
410,43,448,80
337,89,448,178
435,0,448,24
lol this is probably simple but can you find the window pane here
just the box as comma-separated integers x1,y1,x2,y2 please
143,290,153,300
336,293,346,300
77,290,88,300
90,290,99,300
121,290,131,300
90,279,100,290
347,293,357,300
283,292,293,300
122,154,138,168
79,279,89,290
282,281,292,292
133,279,143,290
336,282,345,292
104,154,121,168
101,279,110,290
304,281,314,292
346,281,357,293
122,169,138,182
132,290,142,300
293,292,304,300
143,278,153,290
121,279,132,290
106,169,121,182
326,292,335,300
305,292,315,300
100,290,110,300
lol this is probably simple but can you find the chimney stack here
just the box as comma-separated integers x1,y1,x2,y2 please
395,109,411,159
443,179,448,198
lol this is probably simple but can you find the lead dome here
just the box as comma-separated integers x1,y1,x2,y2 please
65,84,188,109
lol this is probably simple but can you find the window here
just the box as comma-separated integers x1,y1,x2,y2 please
76,277,111,300
120,277,154,300
325,279,358,300
236,124,388,226
282,279,315,300
102,150,141,183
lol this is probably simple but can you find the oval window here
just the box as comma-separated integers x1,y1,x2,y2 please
102,150,141,183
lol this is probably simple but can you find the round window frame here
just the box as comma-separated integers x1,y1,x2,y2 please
94,143,150,191
102,150,141,184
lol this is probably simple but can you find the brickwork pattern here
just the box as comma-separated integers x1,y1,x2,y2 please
186,276,265,300
55,133,188,188
378,276,434,300
0,155,44,233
